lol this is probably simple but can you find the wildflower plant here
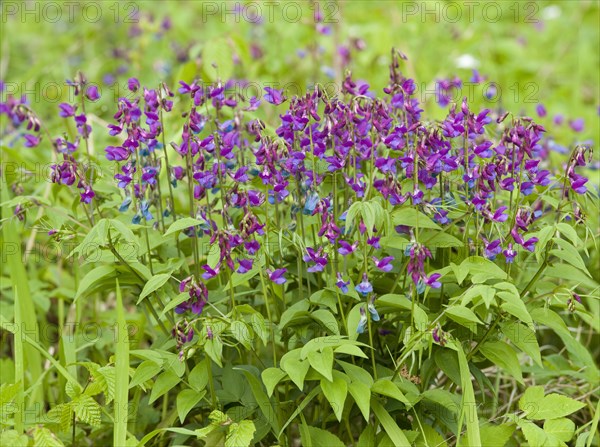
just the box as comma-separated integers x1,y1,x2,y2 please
1,47,598,447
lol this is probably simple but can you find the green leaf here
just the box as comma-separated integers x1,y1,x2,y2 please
225,420,256,447
137,273,171,304
421,230,463,247
307,347,334,382
0,430,29,447
495,282,533,328
334,344,368,359
189,359,209,392
519,388,585,420
149,371,180,404
230,320,251,349
480,341,523,384
129,360,162,389
478,423,515,447
357,424,376,447
544,418,575,442
177,389,206,423
301,425,345,447
500,321,542,366
517,418,548,446
73,395,101,426
348,380,371,421
311,309,340,335
450,340,481,447
392,207,441,230
204,338,223,367
371,399,411,446
371,379,411,406
163,217,204,237
445,305,483,331
235,368,280,435
280,350,310,390
75,265,116,301
550,238,590,276
320,373,348,421
458,257,507,284
33,427,65,447
261,368,287,397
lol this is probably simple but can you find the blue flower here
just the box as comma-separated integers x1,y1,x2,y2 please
355,273,373,296
368,300,380,322
356,307,367,334
119,196,132,212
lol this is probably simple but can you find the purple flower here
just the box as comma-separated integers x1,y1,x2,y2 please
23,134,40,147
424,273,442,289
128,78,140,92
372,256,394,272
245,240,260,255
85,85,100,101
535,104,547,117
335,273,350,293
59,103,76,117
355,273,373,296
338,240,358,256
105,145,129,161
492,206,508,223
267,268,287,284
569,118,584,132
201,264,220,280
264,87,285,105
80,186,95,204
553,114,564,125
483,238,502,259
237,259,253,274
503,244,517,263
522,237,538,252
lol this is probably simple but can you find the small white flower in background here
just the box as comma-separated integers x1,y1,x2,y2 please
542,5,561,20
455,54,479,69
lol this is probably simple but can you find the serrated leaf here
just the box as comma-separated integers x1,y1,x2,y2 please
73,395,101,426
520,388,585,420
33,427,65,447
225,420,256,447
47,403,73,432
544,418,575,442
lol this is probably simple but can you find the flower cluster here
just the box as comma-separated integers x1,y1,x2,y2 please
95,52,594,341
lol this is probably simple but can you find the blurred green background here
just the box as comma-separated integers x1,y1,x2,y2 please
2,0,598,149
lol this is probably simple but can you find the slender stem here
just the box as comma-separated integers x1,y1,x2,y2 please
259,267,277,366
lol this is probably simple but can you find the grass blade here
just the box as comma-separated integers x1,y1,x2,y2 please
114,279,130,446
